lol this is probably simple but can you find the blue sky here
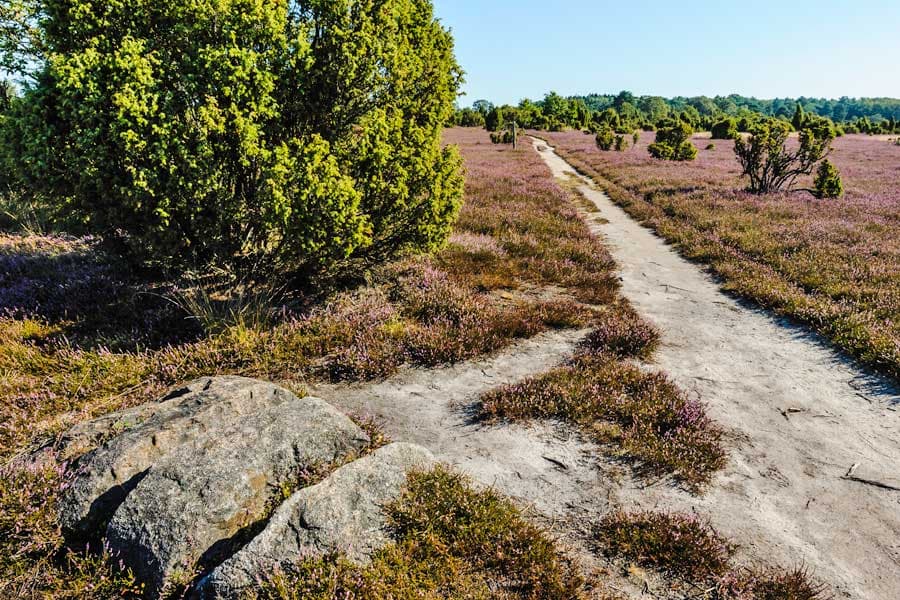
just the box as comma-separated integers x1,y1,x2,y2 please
432,0,900,106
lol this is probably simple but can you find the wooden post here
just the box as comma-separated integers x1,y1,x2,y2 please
512,121,518,150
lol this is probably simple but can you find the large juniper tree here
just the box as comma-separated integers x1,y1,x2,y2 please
3,0,464,284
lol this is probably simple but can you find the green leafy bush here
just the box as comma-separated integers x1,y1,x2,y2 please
813,160,843,199
711,118,739,140
734,118,836,195
485,106,505,132
614,134,629,152
648,121,698,161
595,125,615,150
5,0,464,285
490,130,515,144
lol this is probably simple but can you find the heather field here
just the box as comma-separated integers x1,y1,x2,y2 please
542,130,900,380
0,127,733,598
4,1,900,598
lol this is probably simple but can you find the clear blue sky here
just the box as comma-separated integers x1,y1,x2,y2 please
432,0,900,106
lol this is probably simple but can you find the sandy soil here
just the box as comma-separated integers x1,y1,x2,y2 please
311,328,612,523
310,328,621,584
531,136,900,599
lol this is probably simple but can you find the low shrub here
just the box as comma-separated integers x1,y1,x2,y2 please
648,121,697,161
596,126,616,151
480,354,726,487
717,566,830,600
0,461,144,599
257,466,584,599
596,511,734,581
490,130,515,144
812,160,843,199
614,135,629,152
711,118,739,140
578,305,660,359
596,510,830,600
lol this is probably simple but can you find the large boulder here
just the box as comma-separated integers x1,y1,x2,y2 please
200,442,435,599
104,395,369,596
59,376,301,539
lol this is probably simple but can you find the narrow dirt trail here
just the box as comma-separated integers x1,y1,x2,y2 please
531,137,900,599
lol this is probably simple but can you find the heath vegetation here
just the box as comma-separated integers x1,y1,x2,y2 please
0,0,890,596
541,129,900,381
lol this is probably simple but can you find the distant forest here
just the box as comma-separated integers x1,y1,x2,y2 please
453,91,900,135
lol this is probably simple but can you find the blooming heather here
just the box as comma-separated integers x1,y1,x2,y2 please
544,130,900,380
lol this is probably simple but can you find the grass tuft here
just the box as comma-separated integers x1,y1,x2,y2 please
480,354,726,487
596,510,734,582
579,304,660,359
596,510,831,599
717,566,831,600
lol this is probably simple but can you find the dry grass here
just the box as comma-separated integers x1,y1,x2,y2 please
595,511,830,600
256,466,585,599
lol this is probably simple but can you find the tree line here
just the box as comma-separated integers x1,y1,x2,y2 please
452,91,900,136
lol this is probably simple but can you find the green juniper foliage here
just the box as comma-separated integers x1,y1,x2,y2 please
648,120,698,161
813,159,843,199
484,105,505,131
711,117,739,140
734,117,838,195
792,103,806,130
595,124,615,151
4,0,464,285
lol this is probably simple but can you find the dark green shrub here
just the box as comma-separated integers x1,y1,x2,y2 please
792,104,806,130
632,130,640,146
735,118,836,195
453,108,485,127
813,160,843,199
706,143,716,150
711,118,739,140
6,0,464,285
489,130,515,145
614,134,629,152
485,106,505,132
595,125,615,151
648,121,697,161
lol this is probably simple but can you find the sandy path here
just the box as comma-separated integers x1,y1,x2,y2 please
531,137,900,599
311,328,613,524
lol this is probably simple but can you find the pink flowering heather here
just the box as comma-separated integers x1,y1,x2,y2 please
480,354,726,487
543,130,900,380
597,510,735,582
